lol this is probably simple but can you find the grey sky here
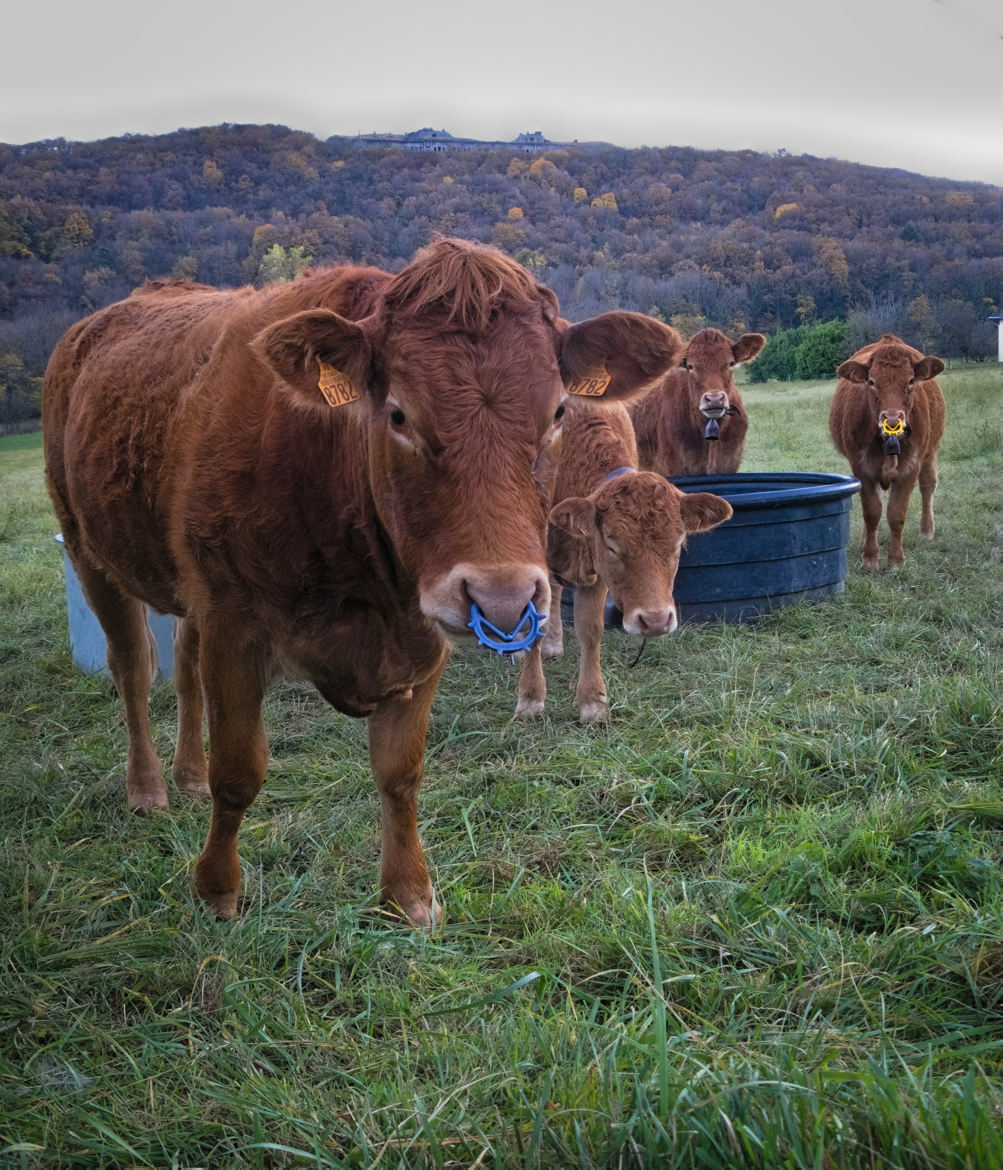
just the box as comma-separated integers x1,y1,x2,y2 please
4,0,1001,185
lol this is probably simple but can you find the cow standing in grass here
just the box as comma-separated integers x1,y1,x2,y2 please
42,237,685,926
514,397,732,723
828,334,946,571
629,328,765,476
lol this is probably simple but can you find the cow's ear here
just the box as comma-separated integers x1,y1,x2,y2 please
547,498,598,586
837,359,870,384
559,312,684,403
679,491,733,534
913,355,945,381
732,333,766,364
253,309,377,411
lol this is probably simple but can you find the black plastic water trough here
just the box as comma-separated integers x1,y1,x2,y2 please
667,471,861,622
562,471,861,626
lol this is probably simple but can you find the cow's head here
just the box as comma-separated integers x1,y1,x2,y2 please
254,238,684,643
680,328,765,425
548,472,732,636
837,338,944,452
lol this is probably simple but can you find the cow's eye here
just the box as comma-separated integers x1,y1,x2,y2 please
390,407,407,427
553,403,566,423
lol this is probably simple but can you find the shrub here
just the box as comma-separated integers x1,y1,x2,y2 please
748,319,851,382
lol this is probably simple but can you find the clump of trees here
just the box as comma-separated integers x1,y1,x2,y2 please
0,123,999,425
747,320,851,382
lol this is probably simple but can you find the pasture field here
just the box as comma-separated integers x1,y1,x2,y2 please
1,365,1000,1169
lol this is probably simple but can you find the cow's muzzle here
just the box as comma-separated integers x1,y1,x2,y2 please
703,405,740,440
880,416,911,455
421,563,550,643
468,600,545,654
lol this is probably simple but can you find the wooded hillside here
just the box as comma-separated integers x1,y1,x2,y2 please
1,123,1000,426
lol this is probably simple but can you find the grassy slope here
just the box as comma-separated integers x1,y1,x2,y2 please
1,366,1000,1168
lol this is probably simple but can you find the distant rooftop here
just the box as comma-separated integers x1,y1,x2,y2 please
355,128,580,152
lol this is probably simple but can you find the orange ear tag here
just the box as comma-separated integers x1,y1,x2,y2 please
567,366,612,397
317,358,360,407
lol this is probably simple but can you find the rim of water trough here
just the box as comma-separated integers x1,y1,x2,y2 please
669,471,861,510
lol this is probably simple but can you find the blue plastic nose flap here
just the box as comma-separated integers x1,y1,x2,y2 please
468,600,546,654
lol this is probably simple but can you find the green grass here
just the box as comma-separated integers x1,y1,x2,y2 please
1,365,1001,1168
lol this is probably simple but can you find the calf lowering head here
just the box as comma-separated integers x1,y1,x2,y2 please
254,238,685,645
548,473,732,636
837,342,945,454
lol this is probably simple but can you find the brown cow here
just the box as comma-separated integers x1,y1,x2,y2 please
514,398,733,723
629,328,765,475
828,334,946,570
43,237,685,926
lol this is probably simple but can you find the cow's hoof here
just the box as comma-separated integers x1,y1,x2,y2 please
513,698,545,719
197,886,239,919
174,772,211,798
194,856,241,918
861,558,879,572
541,638,564,660
127,787,169,815
919,531,934,545
579,701,608,724
385,891,441,929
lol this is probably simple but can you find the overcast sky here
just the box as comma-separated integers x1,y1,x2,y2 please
3,0,1001,186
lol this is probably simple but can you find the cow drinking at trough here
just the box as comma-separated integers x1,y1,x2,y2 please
43,237,685,926
514,396,733,723
828,334,946,571
629,328,765,476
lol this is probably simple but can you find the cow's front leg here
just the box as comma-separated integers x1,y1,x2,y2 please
541,581,564,659
574,582,609,723
514,638,546,719
857,478,883,571
886,470,919,568
367,656,448,927
194,623,269,918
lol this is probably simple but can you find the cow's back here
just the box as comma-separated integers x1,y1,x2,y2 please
44,269,391,615
44,284,249,609
555,401,638,501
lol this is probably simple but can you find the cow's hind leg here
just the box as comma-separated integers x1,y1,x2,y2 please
367,654,449,927
194,623,269,918
917,454,938,545
71,554,168,813
172,616,209,796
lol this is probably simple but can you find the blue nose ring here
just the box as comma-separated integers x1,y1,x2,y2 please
468,600,546,654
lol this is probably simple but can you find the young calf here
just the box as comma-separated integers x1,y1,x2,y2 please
828,334,946,570
629,328,765,475
515,400,732,722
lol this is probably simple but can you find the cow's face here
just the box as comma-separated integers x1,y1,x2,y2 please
365,307,565,638
255,241,684,643
550,475,732,637
681,329,765,419
837,346,945,443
